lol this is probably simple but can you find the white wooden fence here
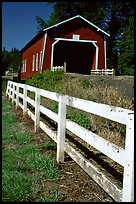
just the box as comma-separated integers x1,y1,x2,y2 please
52,62,66,72
91,69,115,76
6,80,134,202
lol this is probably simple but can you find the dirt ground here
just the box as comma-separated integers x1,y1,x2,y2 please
13,107,114,202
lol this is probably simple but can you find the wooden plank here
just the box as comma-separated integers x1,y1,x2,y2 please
27,109,35,122
18,83,25,88
18,93,23,99
66,119,125,166
26,84,36,92
27,96,35,107
64,142,122,202
66,96,133,125
40,105,58,122
39,121,57,143
40,89,59,102
19,102,23,110
57,95,67,163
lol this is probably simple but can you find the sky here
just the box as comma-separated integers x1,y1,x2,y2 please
2,2,54,51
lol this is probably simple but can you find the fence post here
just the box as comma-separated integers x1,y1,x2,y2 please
9,82,12,100
122,112,134,202
34,88,40,133
16,84,19,109
57,95,67,163
6,80,9,97
23,84,27,115
112,69,115,76
64,62,66,73
12,83,15,104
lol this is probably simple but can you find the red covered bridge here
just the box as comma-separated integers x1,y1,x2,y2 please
20,15,110,80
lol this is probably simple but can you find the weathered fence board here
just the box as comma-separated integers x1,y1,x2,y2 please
6,80,134,202
40,105,58,123
64,142,122,202
66,119,125,166
66,96,130,125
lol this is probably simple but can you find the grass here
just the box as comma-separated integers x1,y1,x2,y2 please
2,97,61,202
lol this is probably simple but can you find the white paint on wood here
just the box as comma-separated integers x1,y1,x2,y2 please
40,89,59,102
15,85,19,109
34,88,40,132
26,84,37,92
18,93,23,99
18,83,25,88
39,121,57,142
6,81,10,96
19,102,23,110
104,36,107,70
66,96,133,125
55,37,97,44
12,83,15,103
51,40,59,70
23,84,27,114
40,105,58,123
27,96,35,107
122,113,134,202
27,109,35,122
66,119,125,166
64,141,122,202
57,95,67,163
92,42,99,70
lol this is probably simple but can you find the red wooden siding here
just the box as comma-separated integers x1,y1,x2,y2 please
21,36,44,80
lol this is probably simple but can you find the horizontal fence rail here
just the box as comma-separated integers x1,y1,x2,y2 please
91,69,115,76
6,80,134,202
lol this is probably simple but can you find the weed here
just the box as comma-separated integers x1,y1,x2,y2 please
43,141,55,150
82,79,90,88
41,189,62,202
67,111,91,130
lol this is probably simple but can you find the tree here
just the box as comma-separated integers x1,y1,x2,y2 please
9,47,21,72
35,16,48,32
116,14,134,75
47,2,107,27
101,1,134,73
2,50,11,75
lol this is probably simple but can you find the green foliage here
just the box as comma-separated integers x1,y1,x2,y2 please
41,189,62,202
117,15,134,75
9,47,21,72
29,153,59,179
67,112,91,130
35,16,48,32
74,113,91,130
2,50,11,75
2,47,21,75
43,141,55,150
26,70,64,91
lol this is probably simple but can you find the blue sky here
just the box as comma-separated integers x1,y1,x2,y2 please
2,2,54,51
